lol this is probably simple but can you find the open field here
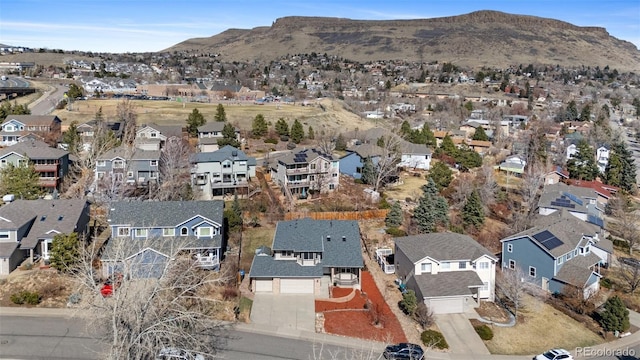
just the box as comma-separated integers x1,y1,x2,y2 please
50,98,376,135
484,294,603,355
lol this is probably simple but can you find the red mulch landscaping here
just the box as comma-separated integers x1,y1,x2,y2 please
318,271,407,343
315,289,367,312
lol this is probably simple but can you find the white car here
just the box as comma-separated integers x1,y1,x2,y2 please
156,347,205,360
534,348,573,360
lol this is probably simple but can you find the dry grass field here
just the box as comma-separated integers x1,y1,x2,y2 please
484,294,603,355
239,225,276,271
50,97,376,135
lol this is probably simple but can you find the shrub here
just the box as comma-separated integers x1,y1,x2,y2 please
385,227,407,237
40,281,66,299
11,291,41,305
67,293,81,305
378,197,391,209
421,330,448,349
600,295,630,332
600,277,612,289
354,178,364,184
264,138,278,144
399,290,418,316
474,324,494,340
222,286,239,300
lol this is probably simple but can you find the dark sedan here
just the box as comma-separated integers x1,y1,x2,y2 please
383,343,424,360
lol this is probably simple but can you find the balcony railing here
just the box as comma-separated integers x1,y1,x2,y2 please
333,273,359,286
286,167,311,174
38,178,58,188
34,164,58,172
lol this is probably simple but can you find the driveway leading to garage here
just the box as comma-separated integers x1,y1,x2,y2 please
250,294,316,332
435,313,490,355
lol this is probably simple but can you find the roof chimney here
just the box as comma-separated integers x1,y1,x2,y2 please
342,236,346,242
326,235,331,241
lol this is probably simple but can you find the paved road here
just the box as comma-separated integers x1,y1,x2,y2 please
0,315,379,360
0,76,29,88
29,82,67,115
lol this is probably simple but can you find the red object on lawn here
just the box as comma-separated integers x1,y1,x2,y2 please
100,283,114,297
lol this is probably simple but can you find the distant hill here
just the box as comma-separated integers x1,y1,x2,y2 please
165,10,640,71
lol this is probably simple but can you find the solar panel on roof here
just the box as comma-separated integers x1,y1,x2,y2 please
532,230,564,250
587,215,604,228
550,201,576,209
563,192,584,206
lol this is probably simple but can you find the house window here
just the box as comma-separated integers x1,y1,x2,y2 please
529,266,536,277
508,260,516,269
477,262,489,270
135,229,148,238
197,227,212,237
97,172,105,179
310,175,315,181
149,172,157,179
113,160,124,168
181,227,188,236
127,171,134,178
329,184,335,190
574,249,578,256
118,227,130,236
97,160,106,167
310,163,316,170
567,252,572,260
507,244,513,252
332,173,338,177
420,263,432,272
557,257,563,265
459,261,467,269
163,228,175,237
150,160,158,166
150,132,157,138
481,282,489,291
281,251,293,258
441,262,451,270
0,231,9,239
223,161,231,169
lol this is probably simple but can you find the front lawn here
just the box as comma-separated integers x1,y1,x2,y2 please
484,294,603,355
239,225,276,271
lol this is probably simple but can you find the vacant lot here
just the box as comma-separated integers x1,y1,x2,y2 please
484,294,603,355
51,98,375,135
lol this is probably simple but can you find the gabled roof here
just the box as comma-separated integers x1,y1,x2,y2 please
138,123,183,138
348,127,432,155
344,143,385,159
97,146,160,161
277,147,335,165
502,211,599,257
0,139,68,160
407,271,484,298
395,233,497,264
198,122,234,133
108,200,224,228
566,179,618,199
0,199,88,252
547,165,569,179
554,253,601,287
191,145,256,165
3,115,60,126
538,182,600,213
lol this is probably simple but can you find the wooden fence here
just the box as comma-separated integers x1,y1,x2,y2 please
284,209,389,221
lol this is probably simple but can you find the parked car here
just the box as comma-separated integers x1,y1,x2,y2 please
620,257,640,269
383,343,424,359
156,347,205,360
534,348,573,360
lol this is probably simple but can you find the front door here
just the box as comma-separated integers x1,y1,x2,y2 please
542,277,549,291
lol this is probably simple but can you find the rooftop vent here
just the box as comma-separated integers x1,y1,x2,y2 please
326,235,331,241
342,236,346,242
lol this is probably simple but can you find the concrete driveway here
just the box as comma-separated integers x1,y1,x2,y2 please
250,294,316,332
435,313,490,355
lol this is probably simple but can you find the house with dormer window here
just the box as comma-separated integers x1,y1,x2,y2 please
394,233,497,314
249,219,363,294
197,122,240,152
0,115,61,147
0,199,90,275
190,145,256,198
501,211,611,299
0,139,69,191
135,123,183,151
538,182,605,228
94,146,159,188
102,200,224,278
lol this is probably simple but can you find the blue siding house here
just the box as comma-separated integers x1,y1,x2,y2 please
500,211,611,299
101,200,224,278
339,143,384,180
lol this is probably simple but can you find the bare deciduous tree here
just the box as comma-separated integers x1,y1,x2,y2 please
413,303,434,330
619,261,640,295
477,163,498,209
496,266,531,322
153,137,194,201
116,99,138,147
72,237,231,360
371,135,401,192
610,200,640,255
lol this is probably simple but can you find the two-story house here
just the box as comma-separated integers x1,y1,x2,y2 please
595,145,610,174
191,145,256,198
270,148,340,197
538,182,605,228
249,218,364,294
0,199,90,275
394,233,497,314
74,119,122,151
94,146,160,188
0,115,61,147
353,128,432,170
197,122,240,152
135,123,183,151
501,211,611,299
339,143,385,180
101,200,224,278
0,139,70,191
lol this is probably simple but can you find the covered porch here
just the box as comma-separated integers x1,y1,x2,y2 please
330,267,361,289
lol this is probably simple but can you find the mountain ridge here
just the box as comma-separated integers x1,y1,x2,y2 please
165,10,640,70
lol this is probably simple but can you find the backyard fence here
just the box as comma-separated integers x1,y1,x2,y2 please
284,209,389,221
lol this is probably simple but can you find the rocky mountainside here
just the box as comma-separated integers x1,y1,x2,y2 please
166,10,640,70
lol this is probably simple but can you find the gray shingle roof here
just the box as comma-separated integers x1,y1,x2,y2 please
139,123,183,138
538,182,599,214
198,122,226,132
0,242,19,258
101,235,219,261
0,139,68,159
4,115,60,126
395,233,497,263
191,145,256,165
108,200,224,227
345,143,385,158
277,148,335,165
249,255,324,278
249,219,363,278
97,146,160,161
407,271,484,298
554,253,601,287
348,127,432,155
504,211,599,257
0,199,89,251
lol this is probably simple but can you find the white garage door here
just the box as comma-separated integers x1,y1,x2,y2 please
255,279,273,292
280,278,314,294
429,298,464,314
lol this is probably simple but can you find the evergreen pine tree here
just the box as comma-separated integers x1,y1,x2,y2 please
335,134,347,151
437,134,458,158
609,142,637,193
462,189,485,228
307,126,315,140
361,157,376,185
251,114,268,138
49,233,80,272
421,124,436,147
217,123,241,148
413,178,449,233
472,126,489,141
385,201,403,228
600,296,630,332
567,140,600,180
290,119,305,144
214,104,227,122
186,108,206,137
275,118,289,137
0,162,44,200
429,161,453,190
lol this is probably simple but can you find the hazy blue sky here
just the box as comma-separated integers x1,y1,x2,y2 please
1,0,638,53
